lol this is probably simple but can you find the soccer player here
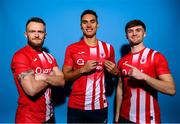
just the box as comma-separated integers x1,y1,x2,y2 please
115,19,176,123
11,17,65,123
63,9,119,123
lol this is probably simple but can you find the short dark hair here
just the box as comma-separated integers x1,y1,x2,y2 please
26,17,46,31
80,9,98,23
125,20,146,34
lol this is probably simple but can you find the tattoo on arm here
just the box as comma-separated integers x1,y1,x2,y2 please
18,70,34,81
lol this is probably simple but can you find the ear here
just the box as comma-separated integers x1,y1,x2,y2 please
97,23,99,28
44,33,47,39
125,34,128,39
24,32,27,38
144,32,146,37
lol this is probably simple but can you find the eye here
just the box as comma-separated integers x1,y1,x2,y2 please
38,31,45,34
82,20,88,24
28,30,36,33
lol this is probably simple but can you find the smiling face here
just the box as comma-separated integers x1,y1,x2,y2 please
126,25,146,46
81,14,99,38
25,21,46,50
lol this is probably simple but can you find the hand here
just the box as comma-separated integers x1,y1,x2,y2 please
114,115,119,124
35,73,47,81
104,60,119,75
80,60,98,74
124,63,147,80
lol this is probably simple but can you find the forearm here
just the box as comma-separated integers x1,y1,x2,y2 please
145,74,176,95
115,82,123,122
115,95,122,122
21,77,48,97
64,68,82,81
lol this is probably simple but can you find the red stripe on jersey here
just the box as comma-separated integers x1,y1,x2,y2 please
146,91,150,123
99,74,104,108
92,74,96,110
136,88,140,123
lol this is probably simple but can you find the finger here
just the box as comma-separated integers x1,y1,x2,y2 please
123,63,135,69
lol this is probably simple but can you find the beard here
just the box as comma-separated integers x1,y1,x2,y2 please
28,39,44,51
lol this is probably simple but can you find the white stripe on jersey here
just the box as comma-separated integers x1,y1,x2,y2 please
106,43,110,58
85,76,94,110
90,47,97,57
38,53,46,63
151,50,157,63
129,53,140,122
139,89,146,123
150,95,155,123
47,53,55,61
140,48,150,64
132,53,140,64
130,89,137,122
102,74,108,107
43,52,53,64
94,77,101,109
98,41,106,58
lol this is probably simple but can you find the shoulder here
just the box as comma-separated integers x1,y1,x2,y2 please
11,46,31,67
117,53,131,66
149,48,166,59
12,46,27,61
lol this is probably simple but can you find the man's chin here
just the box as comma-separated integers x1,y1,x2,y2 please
28,43,43,50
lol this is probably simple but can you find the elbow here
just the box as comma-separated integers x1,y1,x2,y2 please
25,89,37,97
169,88,176,96
23,85,38,97
166,86,176,96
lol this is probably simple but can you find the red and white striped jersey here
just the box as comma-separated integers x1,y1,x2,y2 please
11,45,57,123
64,39,115,110
117,47,170,123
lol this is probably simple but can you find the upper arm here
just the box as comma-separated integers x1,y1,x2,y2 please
154,53,170,75
109,45,115,63
19,70,36,95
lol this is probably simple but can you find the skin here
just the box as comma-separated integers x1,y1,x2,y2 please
63,13,118,82
115,25,176,122
19,21,65,97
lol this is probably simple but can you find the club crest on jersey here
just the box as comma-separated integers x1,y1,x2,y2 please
100,53,105,58
77,59,85,65
140,56,146,64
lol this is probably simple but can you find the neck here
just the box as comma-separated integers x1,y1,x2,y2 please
131,42,145,53
83,36,97,47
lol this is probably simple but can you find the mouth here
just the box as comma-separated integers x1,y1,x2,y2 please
86,29,93,32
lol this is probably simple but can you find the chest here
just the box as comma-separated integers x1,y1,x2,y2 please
120,52,155,77
71,44,110,67
29,52,54,74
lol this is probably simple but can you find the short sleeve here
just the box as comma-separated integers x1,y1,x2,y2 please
154,52,170,75
108,45,115,63
63,46,73,67
11,52,32,76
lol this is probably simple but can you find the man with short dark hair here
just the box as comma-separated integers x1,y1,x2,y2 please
11,17,65,123
115,19,176,123
63,9,119,123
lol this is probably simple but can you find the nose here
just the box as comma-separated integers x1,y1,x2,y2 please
34,32,40,37
87,22,91,27
132,31,137,36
